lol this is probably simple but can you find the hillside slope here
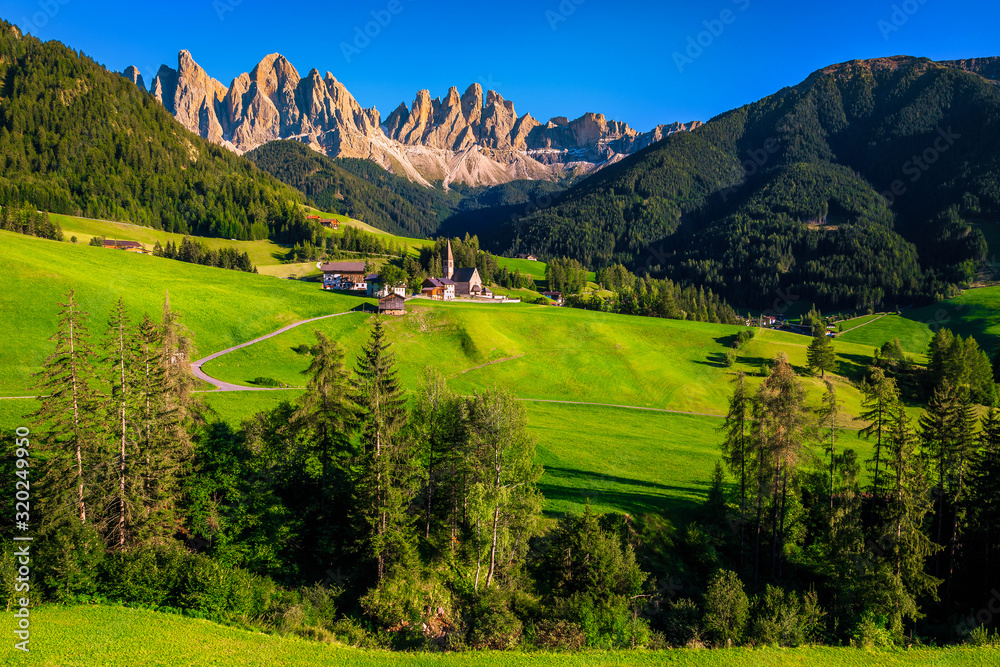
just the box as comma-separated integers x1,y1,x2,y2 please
0,21,310,241
491,56,1000,311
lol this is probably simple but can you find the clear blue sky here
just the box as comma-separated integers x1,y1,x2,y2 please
1,0,997,131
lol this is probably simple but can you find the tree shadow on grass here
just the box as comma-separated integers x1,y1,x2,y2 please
539,466,706,521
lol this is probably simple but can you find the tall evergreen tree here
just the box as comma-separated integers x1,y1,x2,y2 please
816,379,841,511
858,368,900,517
32,290,98,526
969,407,1000,591
353,316,413,582
720,370,753,568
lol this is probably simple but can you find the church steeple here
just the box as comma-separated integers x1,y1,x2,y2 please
446,239,454,280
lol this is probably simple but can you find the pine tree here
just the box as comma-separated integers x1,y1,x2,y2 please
100,298,141,551
32,290,99,526
858,368,900,517
970,407,1000,591
806,328,836,377
352,316,413,582
816,379,840,511
295,330,357,509
882,404,941,632
720,370,753,568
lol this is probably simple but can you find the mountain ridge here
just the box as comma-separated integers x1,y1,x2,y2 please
125,51,700,188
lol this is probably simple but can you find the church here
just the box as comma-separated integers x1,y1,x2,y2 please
442,240,491,298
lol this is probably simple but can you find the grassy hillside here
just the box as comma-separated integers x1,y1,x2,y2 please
201,301,875,420
0,231,369,395
11,605,997,667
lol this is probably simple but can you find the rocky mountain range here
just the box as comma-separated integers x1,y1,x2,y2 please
123,51,699,188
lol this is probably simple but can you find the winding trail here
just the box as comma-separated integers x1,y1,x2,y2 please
838,312,890,336
192,310,366,391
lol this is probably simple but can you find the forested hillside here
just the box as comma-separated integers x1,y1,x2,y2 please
0,21,311,242
244,141,460,237
490,57,1000,310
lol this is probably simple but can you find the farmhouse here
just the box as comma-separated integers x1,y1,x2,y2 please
319,261,367,291
319,219,340,229
516,253,538,261
366,274,407,298
542,291,563,304
102,239,147,253
378,294,406,316
421,277,456,300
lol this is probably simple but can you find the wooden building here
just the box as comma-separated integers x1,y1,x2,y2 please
319,261,367,291
103,239,146,253
366,274,407,298
378,294,406,316
421,277,456,300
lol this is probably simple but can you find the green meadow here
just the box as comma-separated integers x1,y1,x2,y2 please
0,231,369,395
6,605,995,667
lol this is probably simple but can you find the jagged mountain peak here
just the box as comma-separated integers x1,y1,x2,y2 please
136,51,699,188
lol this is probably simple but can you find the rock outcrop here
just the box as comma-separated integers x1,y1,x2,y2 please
130,50,701,188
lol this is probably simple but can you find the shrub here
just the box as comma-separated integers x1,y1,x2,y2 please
532,619,586,650
251,377,284,387
968,625,1000,647
467,589,523,650
703,570,749,646
852,611,895,648
665,598,702,647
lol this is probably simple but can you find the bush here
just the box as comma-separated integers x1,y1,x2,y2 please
852,611,896,648
703,570,749,646
968,625,1000,647
35,520,105,602
724,349,738,367
532,619,586,650
467,589,523,650
251,377,284,388
665,598,702,647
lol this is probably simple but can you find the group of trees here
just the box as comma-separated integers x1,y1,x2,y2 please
568,271,742,325
0,204,63,240
711,345,1000,645
151,238,256,273
546,258,589,294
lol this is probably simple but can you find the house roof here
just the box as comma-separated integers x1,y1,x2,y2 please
422,277,456,288
379,294,405,304
104,239,143,248
320,261,367,273
451,267,480,283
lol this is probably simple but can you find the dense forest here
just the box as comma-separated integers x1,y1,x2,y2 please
244,142,459,237
0,21,313,243
9,293,1000,651
481,57,1000,311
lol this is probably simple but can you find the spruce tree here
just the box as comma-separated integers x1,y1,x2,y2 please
816,379,840,511
858,368,900,517
32,290,98,526
806,328,836,377
970,407,1000,591
353,316,412,582
720,370,753,568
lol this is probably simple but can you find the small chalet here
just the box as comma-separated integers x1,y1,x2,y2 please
378,294,406,316
366,274,407,298
319,261,368,291
516,253,538,261
319,219,340,230
103,239,146,253
542,291,563,305
421,277,456,301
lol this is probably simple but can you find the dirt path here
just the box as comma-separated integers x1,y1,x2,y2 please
192,310,366,391
838,312,890,336
460,354,527,374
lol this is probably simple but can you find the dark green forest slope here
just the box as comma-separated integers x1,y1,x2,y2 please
491,57,1000,310
0,20,311,241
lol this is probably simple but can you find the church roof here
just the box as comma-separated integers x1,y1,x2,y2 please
447,239,454,263
451,267,480,283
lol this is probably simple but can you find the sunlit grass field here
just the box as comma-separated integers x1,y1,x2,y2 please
6,605,995,667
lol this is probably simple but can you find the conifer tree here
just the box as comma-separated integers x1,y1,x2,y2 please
858,368,900,516
353,316,413,582
33,290,98,526
816,379,840,510
720,370,753,568
806,328,836,377
101,298,141,551
970,407,1000,590
295,330,357,509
